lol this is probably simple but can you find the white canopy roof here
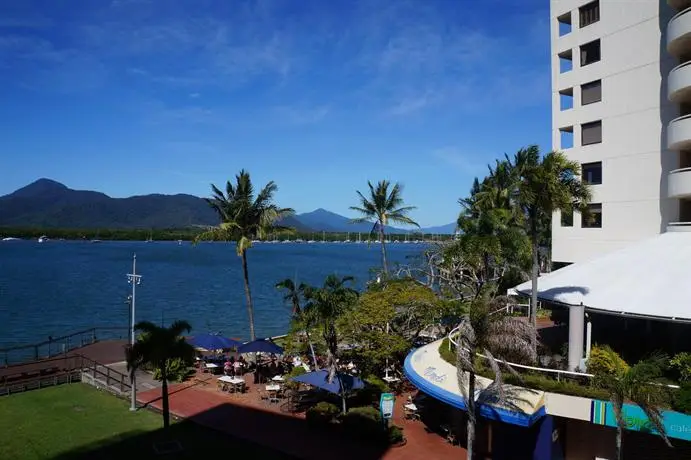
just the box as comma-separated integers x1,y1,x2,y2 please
511,231,691,322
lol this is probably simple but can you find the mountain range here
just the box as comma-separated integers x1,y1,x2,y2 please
0,179,456,234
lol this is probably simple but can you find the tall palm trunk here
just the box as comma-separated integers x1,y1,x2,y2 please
241,251,256,341
304,329,319,370
379,226,388,275
161,367,170,429
466,370,476,460
336,373,347,414
529,210,539,352
616,426,623,460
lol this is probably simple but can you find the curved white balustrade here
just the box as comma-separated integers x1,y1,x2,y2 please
668,114,691,150
669,62,691,103
668,7,691,56
669,167,691,198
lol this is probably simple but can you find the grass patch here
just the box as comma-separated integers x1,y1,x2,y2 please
438,338,609,400
0,384,291,460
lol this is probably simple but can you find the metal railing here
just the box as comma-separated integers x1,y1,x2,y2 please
448,325,591,382
78,355,131,395
448,326,681,390
0,327,129,366
0,354,131,396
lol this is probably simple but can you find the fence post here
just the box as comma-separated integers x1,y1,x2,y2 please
106,367,110,388
91,329,96,344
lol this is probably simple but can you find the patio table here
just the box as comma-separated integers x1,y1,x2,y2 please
218,376,244,385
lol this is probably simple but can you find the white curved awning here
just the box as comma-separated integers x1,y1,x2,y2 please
511,232,691,321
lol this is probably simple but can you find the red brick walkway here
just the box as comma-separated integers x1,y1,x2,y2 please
136,376,465,460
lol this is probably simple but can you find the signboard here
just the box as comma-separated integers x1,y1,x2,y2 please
380,392,395,420
591,400,691,441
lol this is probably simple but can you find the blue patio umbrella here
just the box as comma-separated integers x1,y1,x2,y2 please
188,334,240,351
291,370,365,395
237,338,284,355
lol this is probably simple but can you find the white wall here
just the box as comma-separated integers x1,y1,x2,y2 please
550,0,678,264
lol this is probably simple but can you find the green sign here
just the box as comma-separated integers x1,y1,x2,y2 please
591,400,691,441
380,392,395,420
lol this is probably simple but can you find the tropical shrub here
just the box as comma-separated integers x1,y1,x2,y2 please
341,406,385,441
674,382,691,414
671,352,691,382
353,375,392,406
306,402,340,426
284,365,307,391
587,345,629,382
388,425,405,444
152,357,192,382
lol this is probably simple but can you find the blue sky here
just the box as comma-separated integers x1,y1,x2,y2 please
0,0,551,227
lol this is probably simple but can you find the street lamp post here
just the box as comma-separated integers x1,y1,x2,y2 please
127,254,142,412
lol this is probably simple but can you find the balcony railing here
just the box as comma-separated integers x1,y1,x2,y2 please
446,325,680,390
448,325,593,382
667,221,691,231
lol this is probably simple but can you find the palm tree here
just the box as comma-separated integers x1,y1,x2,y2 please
510,147,591,346
302,274,359,413
125,320,194,429
455,294,537,459
196,170,294,341
276,278,318,369
350,180,419,275
595,354,672,460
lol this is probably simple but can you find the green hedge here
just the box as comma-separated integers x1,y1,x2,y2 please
306,402,340,426
438,339,609,400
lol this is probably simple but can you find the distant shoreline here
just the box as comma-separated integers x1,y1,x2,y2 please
0,227,453,242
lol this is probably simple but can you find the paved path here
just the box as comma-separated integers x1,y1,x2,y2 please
137,376,464,460
107,361,161,392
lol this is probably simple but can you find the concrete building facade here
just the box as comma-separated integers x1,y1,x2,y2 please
549,0,685,265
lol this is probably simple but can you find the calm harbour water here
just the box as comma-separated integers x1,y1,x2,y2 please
0,240,425,348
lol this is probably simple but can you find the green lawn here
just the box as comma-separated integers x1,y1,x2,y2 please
0,384,291,460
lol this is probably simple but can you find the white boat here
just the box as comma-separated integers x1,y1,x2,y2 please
2,237,20,241
38,235,48,243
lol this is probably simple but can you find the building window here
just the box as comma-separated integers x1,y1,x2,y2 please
580,40,601,67
559,49,573,73
560,88,574,110
581,121,602,146
582,203,602,228
581,80,602,105
561,209,573,227
582,162,602,185
579,1,600,28
558,12,572,36
560,126,574,149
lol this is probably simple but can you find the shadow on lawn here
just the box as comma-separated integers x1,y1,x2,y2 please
49,392,392,460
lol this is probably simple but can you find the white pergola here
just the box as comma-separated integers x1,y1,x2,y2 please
510,231,691,370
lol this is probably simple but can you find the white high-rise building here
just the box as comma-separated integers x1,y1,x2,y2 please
549,0,690,265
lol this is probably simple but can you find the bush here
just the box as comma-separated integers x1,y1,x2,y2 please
587,345,629,381
306,402,340,426
671,353,691,383
153,357,192,382
674,382,691,414
341,406,386,441
284,365,307,390
388,425,405,445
